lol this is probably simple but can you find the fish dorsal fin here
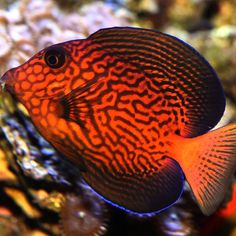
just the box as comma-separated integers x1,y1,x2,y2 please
88,27,225,138
82,156,184,214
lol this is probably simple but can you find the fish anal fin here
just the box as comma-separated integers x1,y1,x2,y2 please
174,124,236,215
82,157,184,214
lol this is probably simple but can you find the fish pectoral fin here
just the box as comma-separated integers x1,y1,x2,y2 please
56,78,102,124
57,90,91,126
83,157,184,214
175,124,236,215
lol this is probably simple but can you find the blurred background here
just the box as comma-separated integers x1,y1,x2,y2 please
0,0,235,235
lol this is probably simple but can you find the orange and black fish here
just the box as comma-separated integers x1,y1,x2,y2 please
1,27,236,216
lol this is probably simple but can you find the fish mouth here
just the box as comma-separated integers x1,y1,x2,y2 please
0,73,7,92
0,71,13,93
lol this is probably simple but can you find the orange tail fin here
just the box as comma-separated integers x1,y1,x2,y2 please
174,124,236,215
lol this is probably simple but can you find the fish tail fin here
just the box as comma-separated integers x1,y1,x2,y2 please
174,124,236,215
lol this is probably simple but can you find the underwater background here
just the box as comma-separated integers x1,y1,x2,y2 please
0,0,235,235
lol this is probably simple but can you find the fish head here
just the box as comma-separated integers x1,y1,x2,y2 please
0,40,86,108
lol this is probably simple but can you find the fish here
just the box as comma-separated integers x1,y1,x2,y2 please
1,26,236,216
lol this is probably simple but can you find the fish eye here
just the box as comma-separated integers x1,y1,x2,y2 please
44,46,66,69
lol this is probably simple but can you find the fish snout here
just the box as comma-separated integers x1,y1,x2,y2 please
0,71,13,93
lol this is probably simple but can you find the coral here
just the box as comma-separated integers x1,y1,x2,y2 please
60,185,108,236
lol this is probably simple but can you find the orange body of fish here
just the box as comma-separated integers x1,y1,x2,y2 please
1,27,236,216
